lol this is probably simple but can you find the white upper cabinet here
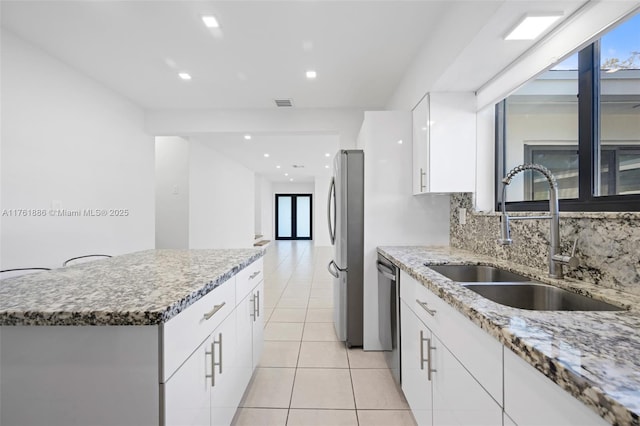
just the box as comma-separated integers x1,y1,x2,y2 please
412,92,477,194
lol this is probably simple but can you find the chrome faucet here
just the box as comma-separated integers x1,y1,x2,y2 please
498,164,578,279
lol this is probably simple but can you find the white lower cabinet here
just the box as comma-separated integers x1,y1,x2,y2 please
503,348,609,426
401,299,433,425
400,299,502,426
431,333,502,426
164,259,264,426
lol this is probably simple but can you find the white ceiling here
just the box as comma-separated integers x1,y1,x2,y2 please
191,132,339,183
0,0,595,183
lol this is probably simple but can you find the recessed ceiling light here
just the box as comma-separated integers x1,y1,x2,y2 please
325,153,330,157
306,70,317,79
244,134,252,140
202,16,219,28
504,13,562,41
276,165,281,169
325,165,330,169
284,173,289,176
289,178,294,182
178,73,192,80
397,140,403,145
263,153,269,158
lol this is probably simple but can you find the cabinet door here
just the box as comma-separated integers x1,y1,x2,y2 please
504,349,608,426
431,334,502,426
235,292,255,401
412,94,430,194
210,313,239,426
400,300,433,426
252,281,265,368
164,337,211,426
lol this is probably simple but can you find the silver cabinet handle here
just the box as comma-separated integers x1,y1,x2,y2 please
205,342,215,387
250,295,256,320
214,332,222,375
420,330,428,370
416,299,436,316
203,302,226,320
256,290,260,318
420,167,426,192
427,337,436,381
249,271,261,280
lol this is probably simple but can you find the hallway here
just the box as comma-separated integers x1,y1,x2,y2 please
232,241,416,426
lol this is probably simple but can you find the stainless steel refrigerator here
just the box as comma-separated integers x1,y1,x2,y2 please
327,150,364,348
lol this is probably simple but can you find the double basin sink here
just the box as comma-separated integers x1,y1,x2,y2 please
426,264,622,311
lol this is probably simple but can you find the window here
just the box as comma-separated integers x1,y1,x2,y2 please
496,11,640,211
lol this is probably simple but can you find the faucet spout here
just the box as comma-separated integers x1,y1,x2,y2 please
499,164,569,279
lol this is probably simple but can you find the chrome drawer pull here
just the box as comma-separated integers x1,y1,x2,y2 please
250,295,256,320
203,302,226,320
416,299,436,316
256,290,260,318
249,271,261,280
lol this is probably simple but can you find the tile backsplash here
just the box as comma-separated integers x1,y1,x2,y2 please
450,193,640,296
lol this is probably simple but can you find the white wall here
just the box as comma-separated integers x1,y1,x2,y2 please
0,29,155,269
145,108,364,151
313,177,332,246
155,136,189,249
259,177,273,241
357,111,450,350
189,140,255,249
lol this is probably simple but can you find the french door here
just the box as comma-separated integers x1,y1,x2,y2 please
275,194,312,240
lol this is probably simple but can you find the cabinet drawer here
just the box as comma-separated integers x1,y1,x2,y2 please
235,258,263,304
400,270,503,405
162,279,236,381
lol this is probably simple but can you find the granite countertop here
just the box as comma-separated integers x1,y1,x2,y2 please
0,249,264,326
378,245,640,426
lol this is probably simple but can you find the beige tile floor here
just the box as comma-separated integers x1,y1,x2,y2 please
233,241,416,426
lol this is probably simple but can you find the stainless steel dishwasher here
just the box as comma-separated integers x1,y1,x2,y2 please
377,253,400,384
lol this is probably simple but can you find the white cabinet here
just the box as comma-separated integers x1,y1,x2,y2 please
504,348,609,426
164,258,264,426
400,271,502,426
431,333,502,426
400,298,502,426
400,299,433,426
164,337,211,426
412,92,476,194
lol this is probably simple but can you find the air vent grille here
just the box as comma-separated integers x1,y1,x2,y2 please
292,164,305,168
274,99,293,107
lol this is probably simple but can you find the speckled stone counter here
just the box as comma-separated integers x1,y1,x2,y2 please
378,245,640,426
0,248,264,326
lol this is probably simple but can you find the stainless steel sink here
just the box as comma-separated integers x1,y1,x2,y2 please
427,264,531,282
426,264,624,311
463,283,623,311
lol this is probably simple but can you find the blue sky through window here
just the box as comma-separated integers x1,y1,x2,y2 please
551,11,639,71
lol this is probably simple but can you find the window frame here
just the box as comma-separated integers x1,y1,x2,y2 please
495,41,640,212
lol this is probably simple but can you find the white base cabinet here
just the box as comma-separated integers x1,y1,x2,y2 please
0,258,264,426
400,297,502,426
400,268,611,426
504,348,608,426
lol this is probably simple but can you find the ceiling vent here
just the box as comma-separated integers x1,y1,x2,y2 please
292,164,305,168
274,98,293,107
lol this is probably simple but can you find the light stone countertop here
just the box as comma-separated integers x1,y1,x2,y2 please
378,245,640,426
0,249,264,326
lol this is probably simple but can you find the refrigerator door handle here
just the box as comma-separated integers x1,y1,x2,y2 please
327,177,336,245
327,260,346,278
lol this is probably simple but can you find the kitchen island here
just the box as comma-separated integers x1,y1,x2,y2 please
0,249,265,426
379,246,640,426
